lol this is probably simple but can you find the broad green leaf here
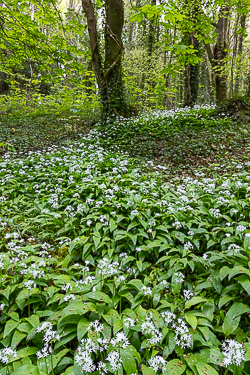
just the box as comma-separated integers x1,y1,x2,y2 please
142,365,156,375
238,274,250,295
25,315,39,327
3,319,19,339
84,291,112,304
164,359,186,374
60,302,96,319
195,362,219,375
77,318,89,341
245,350,250,361
11,331,26,348
222,302,250,337
113,319,123,334
208,348,224,365
244,235,250,251
12,365,40,375
9,347,38,363
185,314,197,330
185,297,207,309
51,349,69,370
128,279,144,290
120,349,137,374
218,294,234,309
228,266,250,280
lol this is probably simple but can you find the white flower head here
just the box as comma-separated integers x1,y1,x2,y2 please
222,339,245,367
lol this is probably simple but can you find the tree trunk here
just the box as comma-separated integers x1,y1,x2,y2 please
247,60,250,97
103,0,128,119
204,5,230,103
235,14,246,95
82,0,128,122
147,0,156,57
184,32,200,106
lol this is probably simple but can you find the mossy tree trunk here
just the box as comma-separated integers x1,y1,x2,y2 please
82,0,128,123
184,32,201,107
205,5,230,104
183,0,202,107
235,14,246,95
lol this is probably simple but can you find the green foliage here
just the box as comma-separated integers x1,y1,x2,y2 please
0,105,250,374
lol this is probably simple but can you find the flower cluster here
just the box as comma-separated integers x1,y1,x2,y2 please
36,322,60,359
222,339,245,367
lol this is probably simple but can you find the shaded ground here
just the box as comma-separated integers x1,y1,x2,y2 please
1,97,250,179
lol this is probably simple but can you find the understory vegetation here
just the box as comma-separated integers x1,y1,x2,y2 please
1,101,250,375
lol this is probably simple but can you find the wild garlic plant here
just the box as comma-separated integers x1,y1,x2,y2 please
0,119,250,374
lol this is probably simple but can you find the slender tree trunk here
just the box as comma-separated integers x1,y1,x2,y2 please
235,14,246,95
230,16,239,97
247,59,250,97
147,0,156,57
204,54,214,103
184,32,200,106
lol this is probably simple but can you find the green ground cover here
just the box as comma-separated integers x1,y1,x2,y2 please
0,103,250,375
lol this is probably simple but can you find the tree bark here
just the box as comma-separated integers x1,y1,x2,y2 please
82,0,128,122
184,32,200,106
147,0,156,57
103,0,128,119
82,0,104,91
204,5,230,103
235,14,246,95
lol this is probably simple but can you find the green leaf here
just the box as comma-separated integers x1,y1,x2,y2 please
195,362,219,375
11,331,26,348
185,297,207,309
142,365,156,375
110,218,117,232
245,350,250,361
9,347,38,363
126,345,141,363
222,302,250,337
77,318,89,341
84,291,112,304
228,266,250,280
218,295,234,309
93,232,101,248
238,274,250,295
12,365,40,375
164,359,186,374
120,349,137,374
185,314,197,330
128,279,144,290
3,319,19,339
51,349,69,370
244,235,250,251
25,315,39,328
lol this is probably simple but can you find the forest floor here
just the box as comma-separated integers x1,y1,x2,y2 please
1,101,250,375
1,100,250,179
